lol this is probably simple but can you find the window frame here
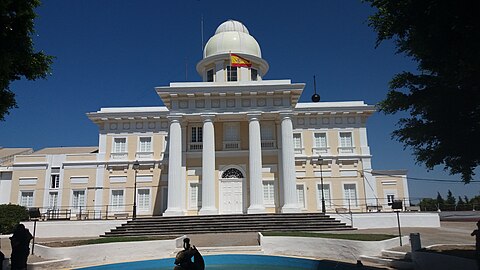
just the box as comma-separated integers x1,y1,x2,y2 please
293,132,303,154
251,68,258,81
296,183,307,209
110,189,125,212
71,189,86,211
137,188,151,212
316,182,332,209
19,191,34,208
342,182,359,208
112,137,127,153
338,131,355,154
226,65,238,82
188,182,202,210
263,180,275,206
138,136,153,153
313,131,329,154
206,69,214,82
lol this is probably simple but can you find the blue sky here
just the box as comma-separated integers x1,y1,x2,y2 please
1,0,478,200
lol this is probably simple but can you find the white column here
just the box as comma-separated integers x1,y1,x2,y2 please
280,113,300,213
199,115,218,215
247,114,266,214
163,116,185,216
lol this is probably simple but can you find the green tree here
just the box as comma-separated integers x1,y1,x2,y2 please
418,198,437,211
445,190,456,210
0,0,53,121
365,0,480,183
457,196,468,211
0,204,29,234
436,192,444,210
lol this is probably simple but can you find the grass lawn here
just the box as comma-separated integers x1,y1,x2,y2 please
261,231,396,241
42,235,178,247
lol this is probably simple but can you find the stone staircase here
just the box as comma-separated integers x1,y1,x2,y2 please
360,250,413,270
102,213,354,237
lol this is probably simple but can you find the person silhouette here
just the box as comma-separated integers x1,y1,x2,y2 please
9,224,32,270
174,238,204,270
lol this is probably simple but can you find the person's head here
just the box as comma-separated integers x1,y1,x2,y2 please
183,238,191,249
477,220,480,228
14,224,25,232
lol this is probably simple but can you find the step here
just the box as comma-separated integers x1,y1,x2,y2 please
381,250,411,260
104,227,355,237
102,213,354,237
360,255,413,270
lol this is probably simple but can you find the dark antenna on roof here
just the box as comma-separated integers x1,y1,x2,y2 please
311,75,320,102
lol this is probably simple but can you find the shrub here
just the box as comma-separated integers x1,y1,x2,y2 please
0,204,29,234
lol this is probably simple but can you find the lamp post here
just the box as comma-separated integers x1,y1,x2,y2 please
132,160,140,220
319,157,326,214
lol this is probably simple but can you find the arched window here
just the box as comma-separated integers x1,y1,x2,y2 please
221,168,244,178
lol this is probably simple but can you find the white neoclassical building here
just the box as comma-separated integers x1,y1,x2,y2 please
1,20,409,218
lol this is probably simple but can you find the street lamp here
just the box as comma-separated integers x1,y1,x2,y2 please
319,157,326,214
132,160,140,220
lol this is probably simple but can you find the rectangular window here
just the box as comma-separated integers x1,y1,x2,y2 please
344,184,358,207
72,190,85,209
314,133,327,148
224,123,240,141
191,127,203,143
251,68,258,81
48,192,58,209
206,69,214,82
263,181,275,205
339,132,353,147
227,66,238,81
296,184,306,208
137,189,150,211
113,138,127,153
387,194,395,203
138,137,152,152
189,183,202,209
317,183,331,208
20,191,34,207
293,133,302,154
50,174,60,189
111,190,124,210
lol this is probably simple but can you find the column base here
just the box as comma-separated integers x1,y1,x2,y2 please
199,207,218,215
281,204,301,213
247,206,267,214
163,208,185,217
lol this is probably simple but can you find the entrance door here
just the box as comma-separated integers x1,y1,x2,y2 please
220,179,243,214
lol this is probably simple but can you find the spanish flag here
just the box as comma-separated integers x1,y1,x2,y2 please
230,53,252,67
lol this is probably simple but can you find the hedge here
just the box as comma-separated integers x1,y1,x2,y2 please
0,204,29,234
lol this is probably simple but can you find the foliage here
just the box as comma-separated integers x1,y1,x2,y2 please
444,190,456,211
0,204,29,234
365,0,480,183
419,198,438,211
261,231,395,241
456,196,468,211
0,0,53,121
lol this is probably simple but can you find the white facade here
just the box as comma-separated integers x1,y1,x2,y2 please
1,20,409,217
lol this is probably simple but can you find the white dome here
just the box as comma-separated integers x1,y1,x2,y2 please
204,20,261,58
215,20,249,35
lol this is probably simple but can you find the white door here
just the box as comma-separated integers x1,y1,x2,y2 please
220,179,243,214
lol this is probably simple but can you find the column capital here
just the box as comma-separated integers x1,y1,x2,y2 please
246,112,262,121
167,115,184,124
201,114,216,122
279,112,294,120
